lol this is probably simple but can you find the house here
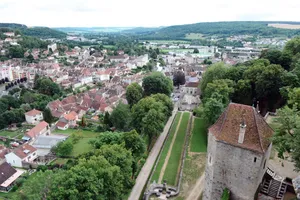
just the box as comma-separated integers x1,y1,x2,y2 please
24,121,50,141
58,111,78,128
3,32,15,37
56,121,69,130
108,55,129,63
5,144,38,168
203,103,273,200
0,162,24,191
181,82,199,95
25,109,43,124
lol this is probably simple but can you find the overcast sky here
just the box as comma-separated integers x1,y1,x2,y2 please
0,0,299,27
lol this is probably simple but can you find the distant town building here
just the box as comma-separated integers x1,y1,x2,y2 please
203,103,273,200
47,43,57,52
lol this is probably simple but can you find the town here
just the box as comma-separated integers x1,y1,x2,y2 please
0,18,300,200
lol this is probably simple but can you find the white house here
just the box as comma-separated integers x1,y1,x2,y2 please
24,121,50,141
0,65,13,81
25,109,43,124
136,54,149,67
5,144,37,168
80,76,93,85
3,32,15,37
95,70,110,81
56,121,69,130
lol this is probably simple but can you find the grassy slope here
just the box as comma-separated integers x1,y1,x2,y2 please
190,118,208,152
163,112,190,186
151,112,182,182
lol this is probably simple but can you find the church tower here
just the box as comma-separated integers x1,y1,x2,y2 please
203,103,273,200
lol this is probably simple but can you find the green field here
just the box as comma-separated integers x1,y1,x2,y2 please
0,130,22,138
151,112,182,182
71,138,94,156
53,129,98,138
163,112,190,186
54,129,98,157
143,40,190,44
190,118,208,152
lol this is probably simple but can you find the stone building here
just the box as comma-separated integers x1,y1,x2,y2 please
203,103,274,200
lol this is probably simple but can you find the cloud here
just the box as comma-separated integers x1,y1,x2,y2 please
0,0,299,27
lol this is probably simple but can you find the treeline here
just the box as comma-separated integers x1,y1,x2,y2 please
196,37,300,126
0,76,62,129
103,72,173,147
13,72,174,199
137,21,300,40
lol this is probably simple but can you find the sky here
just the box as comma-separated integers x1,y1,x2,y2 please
0,0,299,27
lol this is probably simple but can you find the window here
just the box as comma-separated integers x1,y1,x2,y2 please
208,154,212,166
263,160,266,169
254,157,257,163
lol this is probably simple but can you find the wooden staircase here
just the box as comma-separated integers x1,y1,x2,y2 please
261,179,287,199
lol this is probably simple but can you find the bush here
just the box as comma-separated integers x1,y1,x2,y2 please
221,188,230,200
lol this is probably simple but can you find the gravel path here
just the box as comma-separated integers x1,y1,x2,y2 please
158,113,183,183
128,105,178,200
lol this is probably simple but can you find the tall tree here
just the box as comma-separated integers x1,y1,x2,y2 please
110,102,131,131
142,72,173,97
126,83,143,107
43,108,55,124
173,70,186,87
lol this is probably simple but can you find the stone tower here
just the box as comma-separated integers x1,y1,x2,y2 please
203,103,273,200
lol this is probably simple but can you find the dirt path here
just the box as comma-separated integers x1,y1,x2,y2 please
186,174,205,200
128,104,178,200
158,113,183,183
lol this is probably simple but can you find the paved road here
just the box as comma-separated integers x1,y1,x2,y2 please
128,104,178,200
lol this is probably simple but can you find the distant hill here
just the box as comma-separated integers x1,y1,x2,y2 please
54,27,134,33
20,27,66,39
137,21,300,40
122,27,163,34
0,23,27,28
0,23,66,39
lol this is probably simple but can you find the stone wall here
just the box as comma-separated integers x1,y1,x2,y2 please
203,132,272,200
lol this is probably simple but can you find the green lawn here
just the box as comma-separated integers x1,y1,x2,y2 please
190,118,208,152
163,112,190,186
0,130,22,138
50,158,69,165
54,128,99,157
151,112,182,183
53,129,98,138
71,138,94,156
185,33,204,40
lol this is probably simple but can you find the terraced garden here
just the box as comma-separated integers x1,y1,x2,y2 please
151,112,191,186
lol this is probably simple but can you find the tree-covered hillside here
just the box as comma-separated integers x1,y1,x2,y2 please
0,23,66,39
138,21,300,40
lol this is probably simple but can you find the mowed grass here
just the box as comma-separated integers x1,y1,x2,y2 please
71,138,94,156
53,129,98,138
163,112,190,186
185,33,204,40
151,112,182,183
0,130,21,138
54,129,98,156
190,118,208,152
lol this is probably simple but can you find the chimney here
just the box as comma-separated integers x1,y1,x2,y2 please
238,118,246,144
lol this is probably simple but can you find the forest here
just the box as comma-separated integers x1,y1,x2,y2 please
136,21,300,40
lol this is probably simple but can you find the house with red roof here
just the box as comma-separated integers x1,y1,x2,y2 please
25,109,43,124
56,111,78,130
25,121,50,141
5,144,37,168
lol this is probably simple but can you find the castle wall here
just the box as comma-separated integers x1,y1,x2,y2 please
203,132,271,200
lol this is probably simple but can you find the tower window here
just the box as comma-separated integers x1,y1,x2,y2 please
254,157,257,163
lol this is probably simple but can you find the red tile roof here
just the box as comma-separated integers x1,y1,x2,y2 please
56,121,68,128
64,111,78,121
26,121,49,139
25,109,42,116
13,144,37,159
209,103,273,153
185,82,199,88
